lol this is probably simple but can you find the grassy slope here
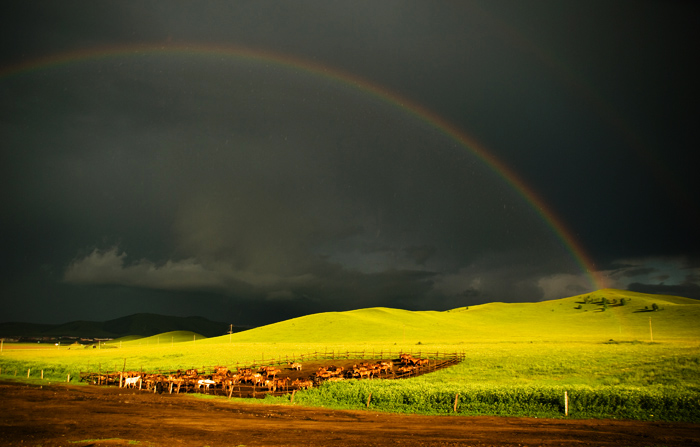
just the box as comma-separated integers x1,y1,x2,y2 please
203,288,700,344
1,289,697,384
107,331,205,347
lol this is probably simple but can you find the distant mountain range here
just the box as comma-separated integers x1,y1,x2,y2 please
0,313,249,338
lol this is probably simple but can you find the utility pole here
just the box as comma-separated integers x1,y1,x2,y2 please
229,324,233,343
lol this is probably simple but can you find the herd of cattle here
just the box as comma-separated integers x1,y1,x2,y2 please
82,353,433,396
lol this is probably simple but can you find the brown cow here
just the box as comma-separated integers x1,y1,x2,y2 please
250,373,264,386
292,378,313,389
379,361,394,373
274,376,290,392
265,367,281,379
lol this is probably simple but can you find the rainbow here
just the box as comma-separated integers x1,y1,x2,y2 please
1,43,607,290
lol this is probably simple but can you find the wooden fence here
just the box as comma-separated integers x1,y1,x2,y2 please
82,350,464,378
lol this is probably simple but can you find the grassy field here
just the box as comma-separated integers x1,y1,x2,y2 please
1,288,699,421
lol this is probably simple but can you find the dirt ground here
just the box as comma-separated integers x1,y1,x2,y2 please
1,381,699,447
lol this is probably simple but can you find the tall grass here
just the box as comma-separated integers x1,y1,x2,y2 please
288,380,700,421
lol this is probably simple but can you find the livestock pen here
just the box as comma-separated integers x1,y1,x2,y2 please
80,350,465,398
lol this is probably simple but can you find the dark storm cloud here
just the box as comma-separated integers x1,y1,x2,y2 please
620,267,657,278
1,1,698,326
628,283,700,301
404,246,436,267
3,51,560,320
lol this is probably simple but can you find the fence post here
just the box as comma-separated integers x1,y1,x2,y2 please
565,391,569,416
366,393,372,408
454,394,459,412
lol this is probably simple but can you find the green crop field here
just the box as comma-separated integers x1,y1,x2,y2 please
2,288,699,421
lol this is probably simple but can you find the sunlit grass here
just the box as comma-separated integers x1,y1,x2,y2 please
1,289,698,420
2,339,698,390
2,288,699,378
195,288,700,344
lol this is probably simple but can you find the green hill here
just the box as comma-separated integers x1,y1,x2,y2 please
108,330,205,347
210,289,699,344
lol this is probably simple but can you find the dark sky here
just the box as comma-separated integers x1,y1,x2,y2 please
1,1,698,326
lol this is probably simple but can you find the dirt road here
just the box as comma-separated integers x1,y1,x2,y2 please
1,381,698,447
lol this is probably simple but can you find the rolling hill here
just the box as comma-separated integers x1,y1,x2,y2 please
207,289,700,344
3,289,697,344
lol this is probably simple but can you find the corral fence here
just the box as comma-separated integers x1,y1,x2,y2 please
79,350,465,398
229,348,465,369
221,348,465,367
